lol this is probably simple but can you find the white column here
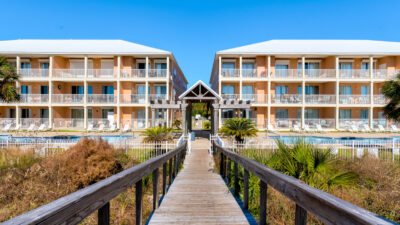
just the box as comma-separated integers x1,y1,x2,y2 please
267,56,271,126
166,56,170,100
335,56,340,130
301,56,305,129
239,56,242,100
49,56,53,129
145,56,149,128
117,56,121,129
369,56,374,129
218,56,222,128
16,56,20,127
84,56,88,129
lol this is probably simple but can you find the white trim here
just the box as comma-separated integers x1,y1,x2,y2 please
339,59,354,63
178,80,221,100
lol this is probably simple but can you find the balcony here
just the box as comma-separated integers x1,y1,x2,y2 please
121,69,146,79
20,118,48,129
120,94,146,104
0,118,16,130
304,118,335,129
338,119,369,130
271,94,302,104
121,119,147,130
304,69,336,79
339,69,369,79
20,94,49,104
305,95,335,104
373,95,388,104
242,94,268,104
149,94,167,102
242,69,267,78
274,118,301,129
272,69,302,78
148,69,168,78
52,94,84,104
53,118,85,130
53,69,85,79
339,95,370,104
87,94,116,104
20,69,49,78
88,118,116,129
87,69,116,79
221,94,239,101
221,69,240,78
374,69,400,79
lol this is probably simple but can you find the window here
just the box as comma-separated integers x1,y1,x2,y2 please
339,62,352,77
298,86,319,95
155,63,167,69
339,109,351,119
71,109,84,119
155,85,166,95
275,86,288,95
360,109,369,119
240,109,253,118
40,86,48,95
102,108,114,119
222,85,235,95
21,85,31,94
88,86,93,95
242,63,254,77
102,86,114,95
297,62,320,70
298,109,319,119
7,108,16,118
242,86,253,100
41,62,49,69
275,64,289,77
222,62,235,69
21,109,31,118
339,86,352,95
276,109,288,119
361,86,370,95
21,62,31,69
222,109,234,118
72,86,84,94
40,108,49,118
101,60,114,69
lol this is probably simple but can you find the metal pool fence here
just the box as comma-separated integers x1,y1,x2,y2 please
223,139,400,162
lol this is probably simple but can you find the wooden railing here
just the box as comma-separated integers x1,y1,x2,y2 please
213,141,396,225
3,141,187,225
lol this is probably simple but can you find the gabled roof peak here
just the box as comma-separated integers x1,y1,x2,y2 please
179,80,221,100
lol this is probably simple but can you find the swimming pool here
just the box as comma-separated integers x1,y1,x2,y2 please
270,136,400,144
0,135,132,143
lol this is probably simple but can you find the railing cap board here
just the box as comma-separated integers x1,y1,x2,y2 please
215,142,397,225
3,142,187,225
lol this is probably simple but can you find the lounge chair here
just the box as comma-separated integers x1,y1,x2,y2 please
98,124,105,132
109,124,116,131
361,124,372,132
2,123,12,132
87,123,94,132
267,124,275,132
349,125,359,133
27,124,36,132
38,124,48,131
304,124,313,133
368,148,379,158
375,124,385,132
316,124,326,133
390,124,399,132
12,124,20,131
292,124,301,132
122,124,131,132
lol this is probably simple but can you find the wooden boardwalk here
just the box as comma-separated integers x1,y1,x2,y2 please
149,138,249,225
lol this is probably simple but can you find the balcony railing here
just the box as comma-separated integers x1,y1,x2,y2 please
272,69,302,78
0,118,16,130
87,94,116,104
88,118,116,129
121,119,147,130
53,69,85,78
149,94,167,101
52,94,84,104
305,95,335,104
339,95,370,104
339,69,369,79
120,69,146,78
20,69,49,78
148,69,168,78
271,94,302,104
221,69,240,78
304,118,335,129
373,95,388,104
53,118,85,130
374,69,400,79
274,118,301,129
304,69,336,78
87,69,116,79
120,94,146,104
241,69,268,78
242,94,268,104
221,94,239,101
339,119,369,129
20,94,49,103
20,118,49,129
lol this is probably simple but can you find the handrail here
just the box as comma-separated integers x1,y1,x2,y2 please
213,141,395,225
4,141,187,225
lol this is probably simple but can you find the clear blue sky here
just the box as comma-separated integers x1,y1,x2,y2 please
3,0,400,85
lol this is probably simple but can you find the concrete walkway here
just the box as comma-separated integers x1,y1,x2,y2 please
148,138,249,225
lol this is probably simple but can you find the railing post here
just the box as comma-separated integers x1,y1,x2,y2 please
152,168,159,210
227,159,231,185
162,162,167,195
98,202,110,225
169,158,173,185
220,152,224,177
295,204,307,225
135,179,143,225
259,180,267,225
173,154,178,178
234,162,239,196
243,169,249,210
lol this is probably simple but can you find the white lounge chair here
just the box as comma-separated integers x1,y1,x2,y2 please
292,124,301,132
122,124,131,132
98,124,105,132
87,123,94,132
361,124,372,132
38,124,47,131
316,124,326,133
304,124,313,133
375,124,385,132
2,123,12,131
390,124,399,132
267,124,275,132
27,124,36,132
109,124,116,131
349,125,359,133
12,124,21,131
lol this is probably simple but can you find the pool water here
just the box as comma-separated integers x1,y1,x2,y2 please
0,135,132,143
270,136,400,144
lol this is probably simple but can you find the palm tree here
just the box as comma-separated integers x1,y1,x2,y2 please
0,57,20,102
219,118,258,143
141,126,173,155
267,139,357,189
172,119,182,130
382,73,400,121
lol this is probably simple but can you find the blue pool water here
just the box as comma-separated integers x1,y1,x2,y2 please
0,135,131,143
270,136,400,144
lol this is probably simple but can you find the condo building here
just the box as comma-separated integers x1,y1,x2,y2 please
0,40,187,131
210,40,400,131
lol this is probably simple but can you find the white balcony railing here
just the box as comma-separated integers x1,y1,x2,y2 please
305,95,335,104
374,69,400,79
87,94,116,104
87,69,116,79
242,94,268,104
221,94,239,101
272,69,302,78
20,94,49,103
88,118,116,130
0,118,17,130
52,94,84,104
121,119,147,130
120,69,146,78
20,69,49,78
53,118,85,130
120,94,146,104
20,118,49,129
304,69,336,78
339,95,370,104
149,94,167,101
148,69,168,78
53,69,85,78
373,95,388,104
274,118,301,129
221,69,240,78
339,69,369,79
339,119,369,129
271,94,302,104
241,69,268,78
304,118,335,129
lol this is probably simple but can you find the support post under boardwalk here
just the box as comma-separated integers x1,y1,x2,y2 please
135,179,143,225
152,168,159,210
295,204,307,225
98,202,110,225
234,162,239,196
169,158,173,185
259,180,267,225
162,163,167,195
243,169,249,210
